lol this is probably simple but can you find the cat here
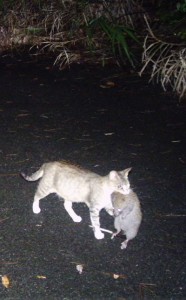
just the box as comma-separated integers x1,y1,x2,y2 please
21,160,132,240
111,170,142,249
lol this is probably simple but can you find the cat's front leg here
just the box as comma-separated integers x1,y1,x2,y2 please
89,207,104,239
64,200,82,222
33,196,41,214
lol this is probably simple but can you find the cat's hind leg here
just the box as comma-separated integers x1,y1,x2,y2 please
64,201,82,222
32,183,51,214
33,192,46,214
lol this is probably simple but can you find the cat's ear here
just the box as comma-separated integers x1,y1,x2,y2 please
120,167,132,178
109,170,120,181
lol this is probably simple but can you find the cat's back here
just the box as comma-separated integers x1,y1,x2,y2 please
58,160,98,177
41,161,102,201
42,160,99,180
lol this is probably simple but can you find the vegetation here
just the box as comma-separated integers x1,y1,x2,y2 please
0,0,185,99
139,1,186,99
0,0,141,67
139,16,186,99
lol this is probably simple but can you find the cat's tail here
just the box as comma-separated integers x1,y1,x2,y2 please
21,165,44,182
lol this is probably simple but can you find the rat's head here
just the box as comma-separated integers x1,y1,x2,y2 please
111,192,127,216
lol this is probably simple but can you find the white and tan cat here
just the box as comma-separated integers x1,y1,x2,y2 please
21,161,131,240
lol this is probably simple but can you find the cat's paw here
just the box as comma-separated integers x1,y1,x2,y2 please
33,204,41,214
73,215,82,222
94,230,105,240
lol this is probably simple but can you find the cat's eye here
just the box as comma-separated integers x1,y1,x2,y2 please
118,185,123,190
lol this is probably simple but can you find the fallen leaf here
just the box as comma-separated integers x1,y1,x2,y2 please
139,282,157,298
14,159,29,164
104,132,114,136
0,261,18,265
36,275,46,279
76,264,84,274
16,114,30,117
106,81,115,87
100,81,115,88
113,274,120,279
102,272,127,279
1,275,10,288
43,128,61,132
178,157,185,164
0,217,9,223
40,114,49,119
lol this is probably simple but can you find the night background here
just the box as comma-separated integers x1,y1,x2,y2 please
0,1,185,299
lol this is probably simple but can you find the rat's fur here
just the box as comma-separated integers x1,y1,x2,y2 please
112,182,142,249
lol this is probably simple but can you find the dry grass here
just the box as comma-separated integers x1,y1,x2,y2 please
139,16,186,99
0,0,143,67
37,0,141,68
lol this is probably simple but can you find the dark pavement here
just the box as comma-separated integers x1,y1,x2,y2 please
0,56,185,299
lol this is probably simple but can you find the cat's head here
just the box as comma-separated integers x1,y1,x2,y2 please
109,167,132,195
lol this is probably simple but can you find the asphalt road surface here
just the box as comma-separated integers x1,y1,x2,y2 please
0,56,185,299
